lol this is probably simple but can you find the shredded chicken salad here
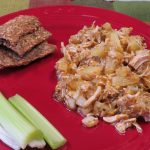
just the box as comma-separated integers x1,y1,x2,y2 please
54,22,150,134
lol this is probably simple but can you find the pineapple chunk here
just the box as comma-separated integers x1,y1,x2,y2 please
78,66,102,80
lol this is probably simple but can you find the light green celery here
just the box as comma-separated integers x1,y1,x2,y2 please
0,92,44,149
9,94,67,149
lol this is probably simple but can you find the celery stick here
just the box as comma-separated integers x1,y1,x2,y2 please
0,92,45,149
0,125,20,150
9,94,67,149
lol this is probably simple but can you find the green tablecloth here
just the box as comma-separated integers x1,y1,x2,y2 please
0,0,29,16
113,2,150,22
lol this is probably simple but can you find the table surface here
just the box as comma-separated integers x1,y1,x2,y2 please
0,0,149,25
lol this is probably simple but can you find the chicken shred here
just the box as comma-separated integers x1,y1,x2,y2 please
54,22,150,134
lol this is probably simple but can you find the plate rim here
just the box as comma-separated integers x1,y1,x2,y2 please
0,4,150,150
0,5,149,29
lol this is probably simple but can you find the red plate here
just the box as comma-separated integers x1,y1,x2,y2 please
0,5,150,150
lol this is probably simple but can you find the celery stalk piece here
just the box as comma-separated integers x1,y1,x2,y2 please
0,125,20,150
0,92,45,149
9,94,67,149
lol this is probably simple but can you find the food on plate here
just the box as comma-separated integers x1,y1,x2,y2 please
54,22,150,133
0,92,66,150
0,15,40,56
0,42,55,69
0,15,56,70
0,92,46,150
6,27,51,57
9,94,67,149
